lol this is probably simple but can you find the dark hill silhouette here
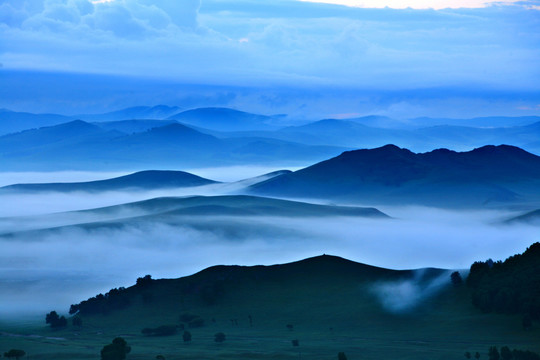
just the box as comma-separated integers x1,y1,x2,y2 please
1,170,218,193
250,144,540,207
69,254,428,317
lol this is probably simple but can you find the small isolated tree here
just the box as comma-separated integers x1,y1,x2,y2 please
489,346,501,360
291,339,299,347
101,337,131,360
45,311,67,329
475,352,481,359
214,332,226,343
451,271,463,286
182,331,192,343
156,355,165,360
338,352,348,360
4,349,26,360
286,324,294,331
465,352,472,359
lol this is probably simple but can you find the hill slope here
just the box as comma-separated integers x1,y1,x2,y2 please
0,170,219,193
7,254,536,360
168,107,277,131
250,144,540,207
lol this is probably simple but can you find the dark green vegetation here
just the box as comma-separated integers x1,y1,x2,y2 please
45,311,67,329
250,144,540,207
0,170,218,193
101,337,131,360
3,349,26,359
467,242,540,320
2,254,539,360
485,346,540,360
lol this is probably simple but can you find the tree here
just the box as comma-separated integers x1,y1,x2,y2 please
136,275,153,287
500,346,512,360
291,339,299,347
465,352,472,359
489,346,501,360
45,311,67,329
182,331,192,343
156,356,165,360
338,352,348,360
3,349,25,360
451,271,463,286
101,337,131,360
476,352,481,359
214,332,226,343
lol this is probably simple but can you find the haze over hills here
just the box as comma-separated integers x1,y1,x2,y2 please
0,195,388,238
0,119,347,170
167,107,280,132
250,144,540,207
93,119,179,134
1,107,540,155
505,209,540,225
0,109,75,136
77,105,182,122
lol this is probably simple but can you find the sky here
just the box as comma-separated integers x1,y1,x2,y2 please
0,0,539,117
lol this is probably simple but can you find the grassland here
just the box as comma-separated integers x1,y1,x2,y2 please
1,255,538,360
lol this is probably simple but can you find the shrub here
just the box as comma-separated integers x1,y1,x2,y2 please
45,311,67,329
4,349,26,360
101,337,131,360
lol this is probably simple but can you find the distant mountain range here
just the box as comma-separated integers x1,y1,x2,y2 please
167,107,279,132
0,120,346,170
2,107,539,153
250,144,540,207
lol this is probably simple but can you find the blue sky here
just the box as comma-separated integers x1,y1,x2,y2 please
0,0,539,117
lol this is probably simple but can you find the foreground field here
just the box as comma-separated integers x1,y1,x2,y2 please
1,255,538,360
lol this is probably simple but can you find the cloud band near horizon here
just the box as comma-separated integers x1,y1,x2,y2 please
0,0,539,91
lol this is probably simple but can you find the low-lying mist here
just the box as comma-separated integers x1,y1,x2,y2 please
0,170,538,320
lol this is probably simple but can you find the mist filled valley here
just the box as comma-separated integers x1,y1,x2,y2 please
1,167,538,321
2,0,540,359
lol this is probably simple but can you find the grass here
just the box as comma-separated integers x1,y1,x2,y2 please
1,255,538,360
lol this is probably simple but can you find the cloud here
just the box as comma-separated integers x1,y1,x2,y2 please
298,0,523,10
370,269,452,313
0,0,538,90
